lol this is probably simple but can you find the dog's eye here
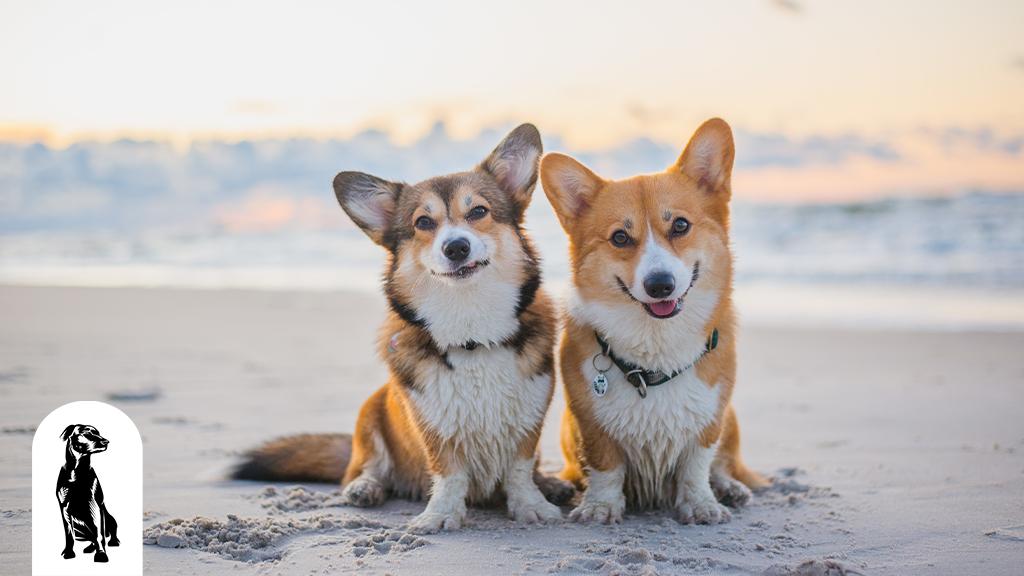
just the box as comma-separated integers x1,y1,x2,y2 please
467,206,489,221
671,217,691,236
611,230,631,246
415,216,435,231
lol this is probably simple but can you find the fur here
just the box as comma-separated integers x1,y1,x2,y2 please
541,118,767,526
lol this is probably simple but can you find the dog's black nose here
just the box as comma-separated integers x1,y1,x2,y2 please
443,238,471,263
643,272,675,299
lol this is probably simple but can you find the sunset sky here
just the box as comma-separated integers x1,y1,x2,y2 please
1,0,1022,200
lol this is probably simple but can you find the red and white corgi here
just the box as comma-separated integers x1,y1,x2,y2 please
234,124,572,533
540,118,766,525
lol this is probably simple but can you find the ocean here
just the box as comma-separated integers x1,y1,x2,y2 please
3,192,1023,331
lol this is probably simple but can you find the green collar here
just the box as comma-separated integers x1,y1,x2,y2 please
594,328,719,398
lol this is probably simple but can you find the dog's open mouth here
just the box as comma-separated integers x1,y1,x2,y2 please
644,299,682,319
437,259,489,280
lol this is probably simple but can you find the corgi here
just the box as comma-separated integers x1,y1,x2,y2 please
233,124,571,533
540,118,766,526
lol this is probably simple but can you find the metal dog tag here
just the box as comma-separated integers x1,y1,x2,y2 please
592,373,608,396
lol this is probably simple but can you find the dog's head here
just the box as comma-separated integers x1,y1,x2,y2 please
61,424,109,455
333,124,543,345
333,123,541,278
541,118,734,325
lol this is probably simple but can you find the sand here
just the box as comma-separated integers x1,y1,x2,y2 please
2,285,1023,575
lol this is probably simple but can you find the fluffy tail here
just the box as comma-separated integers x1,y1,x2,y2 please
231,433,353,483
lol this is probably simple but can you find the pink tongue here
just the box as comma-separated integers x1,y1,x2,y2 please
649,300,676,316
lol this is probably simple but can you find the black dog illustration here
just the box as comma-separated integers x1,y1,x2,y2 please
57,424,119,562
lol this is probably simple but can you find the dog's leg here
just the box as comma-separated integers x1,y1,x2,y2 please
409,468,469,534
506,455,562,523
675,442,731,525
92,496,109,562
57,484,75,559
103,505,120,546
341,428,392,508
569,464,627,524
59,510,75,558
710,466,752,508
84,479,108,562
557,409,587,490
565,415,626,524
341,389,394,508
59,515,76,558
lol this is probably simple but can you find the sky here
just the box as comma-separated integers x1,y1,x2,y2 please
1,0,1022,200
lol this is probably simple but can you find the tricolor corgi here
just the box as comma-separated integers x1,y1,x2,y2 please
233,124,572,533
540,118,766,525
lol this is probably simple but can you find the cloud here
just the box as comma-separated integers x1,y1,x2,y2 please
2,122,1022,232
929,127,1023,156
734,131,901,168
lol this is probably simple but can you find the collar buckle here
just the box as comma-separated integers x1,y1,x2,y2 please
624,369,648,398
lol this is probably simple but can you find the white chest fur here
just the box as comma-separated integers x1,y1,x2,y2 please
410,270,522,348
581,347,721,505
581,345,721,455
410,346,552,498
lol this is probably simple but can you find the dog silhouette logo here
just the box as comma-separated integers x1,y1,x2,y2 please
57,424,121,562
33,402,142,576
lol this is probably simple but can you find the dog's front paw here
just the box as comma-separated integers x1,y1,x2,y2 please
569,498,624,524
408,510,464,534
94,551,109,563
342,477,387,508
677,499,732,525
61,548,75,559
108,537,120,547
509,497,563,524
533,471,577,506
711,472,753,508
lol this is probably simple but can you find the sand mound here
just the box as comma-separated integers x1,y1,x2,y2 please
142,513,391,562
244,485,351,514
763,558,865,576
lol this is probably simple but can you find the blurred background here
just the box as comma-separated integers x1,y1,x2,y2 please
2,0,1023,329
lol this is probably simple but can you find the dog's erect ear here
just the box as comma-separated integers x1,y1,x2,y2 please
674,118,735,201
480,123,542,221
60,425,79,441
333,172,404,246
540,153,605,234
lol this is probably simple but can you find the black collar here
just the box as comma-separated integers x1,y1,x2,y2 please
594,328,719,398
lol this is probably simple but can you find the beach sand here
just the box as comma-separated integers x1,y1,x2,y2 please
2,285,1022,575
